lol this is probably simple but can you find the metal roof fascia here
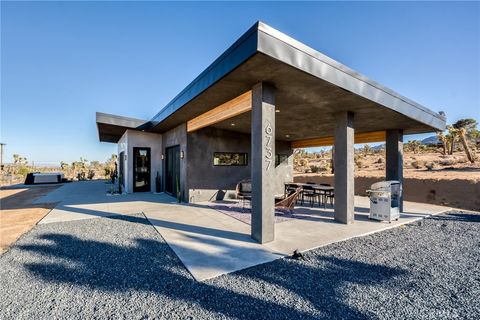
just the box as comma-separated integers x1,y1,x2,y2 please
256,22,446,131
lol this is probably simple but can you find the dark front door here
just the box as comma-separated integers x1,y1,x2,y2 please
165,145,180,196
133,147,151,192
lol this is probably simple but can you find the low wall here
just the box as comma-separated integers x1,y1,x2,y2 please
294,174,480,211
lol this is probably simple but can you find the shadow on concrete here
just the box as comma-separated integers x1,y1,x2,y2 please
146,216,251,242
16,214,406,319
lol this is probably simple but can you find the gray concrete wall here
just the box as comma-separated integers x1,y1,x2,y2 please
186,126,293,203
162,123,188,200
117,130,162,193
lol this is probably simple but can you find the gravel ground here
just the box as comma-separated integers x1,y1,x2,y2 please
1,211,479,319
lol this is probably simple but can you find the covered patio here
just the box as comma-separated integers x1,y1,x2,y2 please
165,22,446,243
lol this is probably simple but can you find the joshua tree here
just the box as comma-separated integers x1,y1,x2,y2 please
446,125,458,155
453,118,477,163
436,131,448,155
363,144,373,156
13,154,28,165
60,161,68,170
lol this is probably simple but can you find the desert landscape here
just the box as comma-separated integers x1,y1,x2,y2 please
294,137,480,211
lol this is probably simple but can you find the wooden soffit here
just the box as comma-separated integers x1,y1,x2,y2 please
187,91,252,132
292,131,386,148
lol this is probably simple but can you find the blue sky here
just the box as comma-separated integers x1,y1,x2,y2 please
1,1,479,164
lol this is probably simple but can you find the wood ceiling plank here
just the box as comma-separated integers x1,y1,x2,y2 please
292,131,386,148
187,91,252,132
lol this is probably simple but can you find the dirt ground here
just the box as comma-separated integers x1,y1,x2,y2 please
0,186,59,253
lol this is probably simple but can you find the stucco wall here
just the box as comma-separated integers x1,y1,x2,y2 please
118,130,162,193
187,127,293,202
162,123,188,200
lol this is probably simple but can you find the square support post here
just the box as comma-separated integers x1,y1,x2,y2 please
251,82,276,243
386,129,404,212
334,111,355,224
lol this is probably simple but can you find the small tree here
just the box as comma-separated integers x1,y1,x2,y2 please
446,125,457,155
87,170,95,180
436,131,448,155
363,144,372,156
60,161,68,170
453,118,477,163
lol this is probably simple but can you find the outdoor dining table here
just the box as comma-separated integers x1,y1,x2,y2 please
284,182,334,208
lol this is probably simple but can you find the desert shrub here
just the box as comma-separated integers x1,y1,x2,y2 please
310,164,329,173
376,158,383,164
411,160,425,169
354,154,364,168
87,170,95,180
439,159,455,166
16,166,32,176
299,158,309,167
77,172,86,181
323,163,331,172
425,162,435,170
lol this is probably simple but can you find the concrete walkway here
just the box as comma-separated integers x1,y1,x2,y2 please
35,180,450,281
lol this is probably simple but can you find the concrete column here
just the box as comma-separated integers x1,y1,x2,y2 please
251,82,276,243
386,129,404,212
334,111,355,224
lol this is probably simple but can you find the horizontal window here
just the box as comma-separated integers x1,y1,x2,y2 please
276,154,288,166
213,152,248,166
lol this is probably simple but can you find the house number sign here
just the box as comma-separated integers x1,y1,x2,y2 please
264,120,273,171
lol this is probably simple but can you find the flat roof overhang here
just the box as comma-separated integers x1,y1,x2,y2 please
146,22,445,141
96,112,151,143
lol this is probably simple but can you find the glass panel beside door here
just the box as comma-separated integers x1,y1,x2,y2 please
133,147,151,192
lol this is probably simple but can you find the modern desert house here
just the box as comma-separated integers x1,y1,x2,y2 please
96,22,446,243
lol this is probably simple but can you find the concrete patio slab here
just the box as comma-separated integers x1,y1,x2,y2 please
34,180,451,281
142,204,283,281
264,196,450,255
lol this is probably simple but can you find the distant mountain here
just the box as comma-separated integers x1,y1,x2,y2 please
372,144,385,151
421,136,439,145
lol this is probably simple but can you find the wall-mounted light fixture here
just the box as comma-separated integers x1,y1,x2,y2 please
180,151,185,159
161,154,164,160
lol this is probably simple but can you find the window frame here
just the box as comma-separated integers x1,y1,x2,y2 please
213,152,249,166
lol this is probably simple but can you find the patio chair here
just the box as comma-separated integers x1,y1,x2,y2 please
275,187,302,213
319,183,334,208
235,179,252,208
285,183,301,204
301,183,318,207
